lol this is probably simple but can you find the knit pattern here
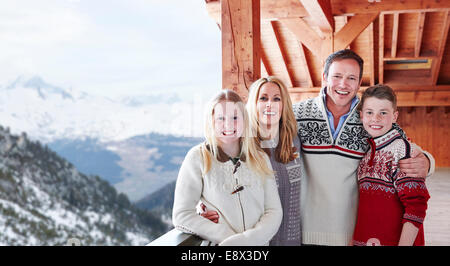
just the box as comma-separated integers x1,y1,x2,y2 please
268,136,303,246
353,127,430,246
293,96,369,159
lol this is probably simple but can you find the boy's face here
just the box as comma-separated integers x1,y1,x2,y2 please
360,97,398,138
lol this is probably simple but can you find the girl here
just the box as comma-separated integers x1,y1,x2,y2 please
202,77,303,246
172,89,282,246
352,84,430,246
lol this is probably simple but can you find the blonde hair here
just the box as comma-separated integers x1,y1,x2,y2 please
201,89,272,177
247,76,298,164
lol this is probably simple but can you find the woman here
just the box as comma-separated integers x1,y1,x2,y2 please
202,77,303,246
172,89,282,245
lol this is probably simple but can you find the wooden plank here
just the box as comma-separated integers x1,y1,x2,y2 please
424,168,450,245
300,0,334,33
260,48,271,77
391,13,399,58
368,22,375,85
379,13,385,84
331,0,450,15
205,0,309,25
321,32,334,70
415,12,426,57
221,0,260,101
289,85,450,92
334,13,379,51
396,91,450,106
432,11,450,84
279,17,322,57
298,43,314,87
270,21,294,87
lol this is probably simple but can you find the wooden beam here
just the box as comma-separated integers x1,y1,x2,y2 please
221,0,260,101
334,12,379,51
331,0,450,15
298,42,314,87
391,13,399,58
432,10,450,85
368,22,375,86
289,85,450,92
207,0,450,20
396,91,450,106
414,12,426,58
260,46,271,76
321,32,334,69
379,13,385,84
300,0,334,33
205,0,309,25
279,17,322,57
270,21,294,87
288,86,450,106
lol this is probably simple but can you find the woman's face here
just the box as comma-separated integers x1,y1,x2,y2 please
213,101,244,145
257,82,283,128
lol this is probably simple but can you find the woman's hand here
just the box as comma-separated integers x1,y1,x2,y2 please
199,203,220,223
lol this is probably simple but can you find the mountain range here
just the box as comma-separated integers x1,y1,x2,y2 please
0,125,168,245
0,75,204,202
0,75,205,143
0,75,207,239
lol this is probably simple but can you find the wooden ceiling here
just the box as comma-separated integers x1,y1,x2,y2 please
205,0,450,106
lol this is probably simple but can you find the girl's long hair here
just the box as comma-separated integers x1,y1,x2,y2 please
201,89,272,177
246,76,298,164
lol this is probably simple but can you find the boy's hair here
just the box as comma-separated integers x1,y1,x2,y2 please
323,49,364,81
358,84,397,112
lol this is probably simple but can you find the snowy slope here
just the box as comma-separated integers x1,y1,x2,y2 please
0,126,167,245
0,75,206,143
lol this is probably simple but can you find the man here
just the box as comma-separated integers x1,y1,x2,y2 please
293,49,434,246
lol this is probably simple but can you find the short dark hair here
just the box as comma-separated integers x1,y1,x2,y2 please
323,49,364,81
357,84,397,112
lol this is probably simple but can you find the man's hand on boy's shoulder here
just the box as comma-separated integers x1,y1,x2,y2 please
399,149,430,178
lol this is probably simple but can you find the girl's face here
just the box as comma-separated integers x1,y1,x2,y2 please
257,82,283,128
360,97,398,138
213,101,244,145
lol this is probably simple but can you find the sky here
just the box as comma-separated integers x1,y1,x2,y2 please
0,0,221,101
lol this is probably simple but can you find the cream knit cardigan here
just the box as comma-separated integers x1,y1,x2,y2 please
172,144,282,246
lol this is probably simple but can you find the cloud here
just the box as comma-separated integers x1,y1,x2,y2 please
0,0,221,99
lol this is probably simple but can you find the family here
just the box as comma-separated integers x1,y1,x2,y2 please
171,49,433,246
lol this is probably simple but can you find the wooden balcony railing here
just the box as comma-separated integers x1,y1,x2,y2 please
147,228,204,246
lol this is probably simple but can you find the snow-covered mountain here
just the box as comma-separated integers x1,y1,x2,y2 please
0,75,206,143
0,125,167,245
48,133,202,202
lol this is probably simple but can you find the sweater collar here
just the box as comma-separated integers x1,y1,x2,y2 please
204,143,246,163
369,126,402,149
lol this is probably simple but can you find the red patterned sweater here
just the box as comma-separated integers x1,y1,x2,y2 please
352,127,430,246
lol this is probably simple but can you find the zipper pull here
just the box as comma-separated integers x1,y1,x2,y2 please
231,185,244,194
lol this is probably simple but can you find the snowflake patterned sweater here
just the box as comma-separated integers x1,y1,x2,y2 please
352,127,430,246
293,88,369,245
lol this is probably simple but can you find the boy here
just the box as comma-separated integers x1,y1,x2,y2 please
352,84,430,246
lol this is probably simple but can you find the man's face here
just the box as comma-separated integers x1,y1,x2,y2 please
324,58,362,110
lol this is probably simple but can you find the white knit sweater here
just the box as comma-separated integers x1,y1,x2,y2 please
172,144,282,246
293,91,367,246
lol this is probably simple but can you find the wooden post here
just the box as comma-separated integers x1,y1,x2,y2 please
221,0,261,102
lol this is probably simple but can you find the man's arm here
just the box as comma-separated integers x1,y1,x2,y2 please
399,143,435,178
